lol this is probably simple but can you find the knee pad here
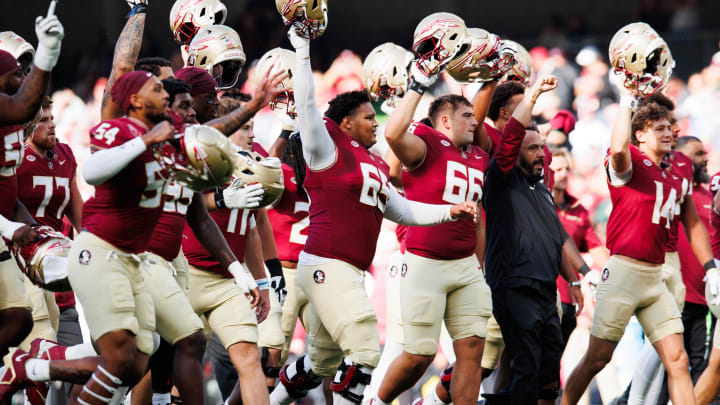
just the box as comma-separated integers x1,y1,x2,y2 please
539,387,560,400
329,358,373,404
439,363,453,394
261,346,280,378
278,355,323,399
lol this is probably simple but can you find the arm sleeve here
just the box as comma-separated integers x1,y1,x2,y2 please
295,45,336,171
82,137,146,186
494,118,526,175
383,186,455,226
606,160,633,186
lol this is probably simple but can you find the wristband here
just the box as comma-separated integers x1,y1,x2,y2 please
265,258,283,277
256,277,270,290
409,79,427,95
578,264,590,275
569,281,582,287
704,260,717,272
619,95,638,110
214,188,226,209
126,3,148,18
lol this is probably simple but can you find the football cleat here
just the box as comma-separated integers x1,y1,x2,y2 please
0,348,31,401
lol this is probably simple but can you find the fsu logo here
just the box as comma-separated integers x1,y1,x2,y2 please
601,268,609,282
350,140,360,148
313,270,326,284
440,140,451,147
26,155,36,162
79,250,92,265
389,265,398,278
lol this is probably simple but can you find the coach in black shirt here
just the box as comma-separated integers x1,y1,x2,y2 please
482,76,583,405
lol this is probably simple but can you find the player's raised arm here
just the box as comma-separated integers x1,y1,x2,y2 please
101,0,149,121
288,28,335,170
471,81,498,153
608,89,636,178
0,10,63,125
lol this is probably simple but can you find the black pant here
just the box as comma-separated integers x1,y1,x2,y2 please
560,303,577,349
492,285,563,405
205,332,237,400
683,301,710,382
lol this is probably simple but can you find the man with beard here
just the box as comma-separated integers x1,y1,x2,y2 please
482,76,582,405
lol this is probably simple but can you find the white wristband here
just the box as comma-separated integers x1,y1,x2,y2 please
256,277,270,290
619,95,638,110
34,43,61,72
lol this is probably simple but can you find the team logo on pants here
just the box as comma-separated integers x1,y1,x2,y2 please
79,250,92,265
601,268,609,282
313,270,326,284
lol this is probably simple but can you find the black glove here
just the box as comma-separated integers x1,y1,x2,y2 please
266,258,286,305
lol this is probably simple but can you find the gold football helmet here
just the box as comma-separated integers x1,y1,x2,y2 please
362,42,412,110
187,25,246,89
170,0,227,45
12,226,72,292
609,22,674,97
501,40,532,85
155,124,236,191
275,0,328,39
234,151,284,207
446,29,514,83
0,31,35,75
254,48,296,118
412,12,470,77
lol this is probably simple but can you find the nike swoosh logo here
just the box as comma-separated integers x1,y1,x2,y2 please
59,160,66,165
677,163,686,166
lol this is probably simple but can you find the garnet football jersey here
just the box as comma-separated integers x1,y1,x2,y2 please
710,171,720,258
554,192,603,304
484,122,554,188
17,143,77,231
678,185,713,305
402,122,489,260
146,181,195,261
252,142,269,157
302,118,391,270
82,118,166,253
182,202,255,278
0,124,24,218
605,145,682,264
664,151,694,252
267,164,309,263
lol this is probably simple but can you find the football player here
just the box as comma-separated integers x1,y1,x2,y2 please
269,25,477,405
135,57,174,80
373,49,492,405
0,6,65,399
161,77,196,124
561,83,718,405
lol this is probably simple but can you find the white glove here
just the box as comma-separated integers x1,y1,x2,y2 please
223,180,264,209
34,14,64,71
288,27,310,58
280,113,297,132
0,215,24,240
126,0,148,8
410,62,440,90
704,268,720,306
227,261,257,293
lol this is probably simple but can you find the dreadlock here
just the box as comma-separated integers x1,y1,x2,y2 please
281,132,307,198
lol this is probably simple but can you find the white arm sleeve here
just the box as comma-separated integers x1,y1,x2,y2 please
83,137,147,186
0,214,24,240
383,186,455,226
607,161,633,187
295,44,336,171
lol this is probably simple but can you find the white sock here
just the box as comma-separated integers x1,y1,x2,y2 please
269,383,293,405
333,392,361,405
25,359,50,382
424,389,449,405
66,342,97,359
151,392,171,405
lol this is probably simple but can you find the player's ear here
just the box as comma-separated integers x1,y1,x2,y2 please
129,93,143,111
341,116,352,131
441,114,451,130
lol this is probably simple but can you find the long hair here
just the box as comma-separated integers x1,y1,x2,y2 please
281,132,307,198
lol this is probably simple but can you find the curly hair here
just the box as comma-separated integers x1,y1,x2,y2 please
487,81,526,121
324,90,371,124
426,94,472,126
161,78,191,105
135,57,172,77
631,103,670,145
639,93,675,111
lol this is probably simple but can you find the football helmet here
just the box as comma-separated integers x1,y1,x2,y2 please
0,31,35,75
12,226,72,292
275,0,328,39
154,124,236,191
446,29,514,83
362,43,412,110
412,12,470,77
170,0,228,45
609,22,674,97
501,40,532,85
254,48,296,118
187,25,246,89
234,151,284,207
